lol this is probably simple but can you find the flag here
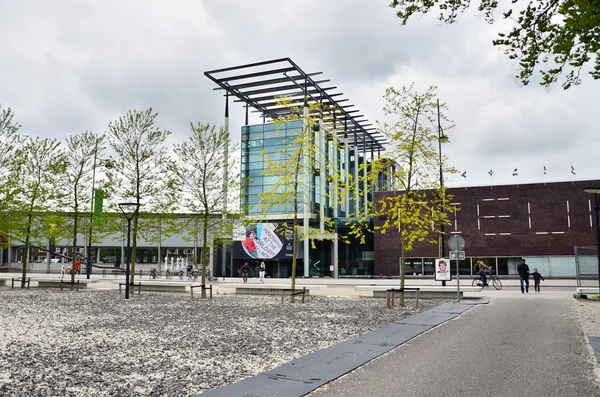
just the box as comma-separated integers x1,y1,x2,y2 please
571,165,576,175
461,170,467,178
543,165,547,175
512,168,518,176
488,169,494,176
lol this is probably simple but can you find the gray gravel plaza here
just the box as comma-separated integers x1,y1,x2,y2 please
0,288,447,396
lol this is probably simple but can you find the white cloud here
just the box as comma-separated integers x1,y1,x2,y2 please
0,0,597,188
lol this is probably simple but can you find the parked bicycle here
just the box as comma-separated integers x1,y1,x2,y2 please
472,272,502,290
150,267,161,279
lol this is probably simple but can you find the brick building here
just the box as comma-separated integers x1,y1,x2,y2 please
374,180,599,277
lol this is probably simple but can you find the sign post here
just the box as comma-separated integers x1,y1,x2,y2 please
448,235,466,302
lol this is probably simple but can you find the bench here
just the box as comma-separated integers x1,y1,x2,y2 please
38,280,87,290
139,283,187,293
119,282,142,295
231,284,320,296
386,288,420,309
10,278,30,289
190,284,212,299
574,287,600,299
355,285,481,299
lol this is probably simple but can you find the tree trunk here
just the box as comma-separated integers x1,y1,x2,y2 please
201,213,209,299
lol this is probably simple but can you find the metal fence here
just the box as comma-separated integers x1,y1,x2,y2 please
574,246,599,288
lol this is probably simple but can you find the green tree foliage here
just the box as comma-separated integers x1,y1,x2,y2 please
169,123,240,297
389,0,600,89
63,131,107,283
364,84,456,304
0,105,25,251
258,98,353,299
105,108,175,285
11,137,68,287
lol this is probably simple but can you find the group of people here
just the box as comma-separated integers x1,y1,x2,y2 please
476,258,544,292
59,259,81,280
240,261,266,283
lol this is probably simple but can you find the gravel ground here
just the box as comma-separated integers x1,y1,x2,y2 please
573,298,600,382
0,289,449,396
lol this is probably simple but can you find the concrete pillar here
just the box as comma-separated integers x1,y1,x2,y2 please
303,104,310,278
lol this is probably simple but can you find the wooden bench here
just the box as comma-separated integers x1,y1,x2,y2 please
11,278,30,288
231,284,320,296
355,285,481,299
190,284,212,299
119,282,142,295
38,280,87,290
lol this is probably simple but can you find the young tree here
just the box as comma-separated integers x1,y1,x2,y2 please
0,106,25,260
11,137,68,287
168,123,239,298
258,98,353,301
63,131,107,283
389,0,600,89
105,108,174,286
358,84,457,305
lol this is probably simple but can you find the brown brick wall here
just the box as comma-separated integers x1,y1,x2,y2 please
374,180,599,275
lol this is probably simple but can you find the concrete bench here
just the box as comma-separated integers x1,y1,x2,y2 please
230,284,321,296
574,287,599,299
38,280,87,290
355,285,481,299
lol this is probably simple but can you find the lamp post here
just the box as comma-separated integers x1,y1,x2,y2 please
584,188,600,295
118,202,140,299
437,99,446,286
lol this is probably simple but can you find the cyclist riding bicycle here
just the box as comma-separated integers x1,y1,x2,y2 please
475,258,491,288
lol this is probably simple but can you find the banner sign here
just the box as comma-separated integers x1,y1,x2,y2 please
232,223,294,260
435,258,451,281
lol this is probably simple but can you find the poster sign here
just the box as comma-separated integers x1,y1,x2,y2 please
435,258,451,281
232,223,294,259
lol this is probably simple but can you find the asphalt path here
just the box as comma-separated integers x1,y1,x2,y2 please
310,298,600,397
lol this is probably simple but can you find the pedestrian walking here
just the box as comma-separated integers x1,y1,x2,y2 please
517,259,530,293
531,267,545,292
75,259,81,275
259,261,266,283
241,262,249,283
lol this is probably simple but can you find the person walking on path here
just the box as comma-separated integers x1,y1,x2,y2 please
241,262,249,283
532,267,545,292
475,258,490,288
259,261,266,283
517,259,530,293
75,259,81,275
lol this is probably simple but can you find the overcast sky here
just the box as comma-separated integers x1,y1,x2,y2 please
1,0,597,188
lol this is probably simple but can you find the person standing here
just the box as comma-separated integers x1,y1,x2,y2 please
75,258,81,275
517,259,530,293
531,267,545,292
241,262,249,283
259,261,266,283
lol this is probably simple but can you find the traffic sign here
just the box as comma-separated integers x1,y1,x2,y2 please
448,235,465,251
450,251,466,260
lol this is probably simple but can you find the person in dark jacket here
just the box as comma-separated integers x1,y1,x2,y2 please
517,259,530,293
531,267,545,292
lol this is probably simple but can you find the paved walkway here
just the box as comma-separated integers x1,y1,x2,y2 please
309,297,600,397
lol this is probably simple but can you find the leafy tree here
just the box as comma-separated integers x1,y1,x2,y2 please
258,98,353,301
63,131,107,283
105,108,175,286
168,123,240,298
389,0,600,89
11,137,67,287
0,105,25,257
359,84,456,305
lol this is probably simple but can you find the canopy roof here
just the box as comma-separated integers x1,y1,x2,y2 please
204,58,386,152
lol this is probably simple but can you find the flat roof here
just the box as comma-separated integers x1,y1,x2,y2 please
204,58,386,152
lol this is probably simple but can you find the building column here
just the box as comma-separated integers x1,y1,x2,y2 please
303,102,310,278
353,131,359,217
333,234,339,278
222,92,229,278
319,116,325,232
363,143,368,217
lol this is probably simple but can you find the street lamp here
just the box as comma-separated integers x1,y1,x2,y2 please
584,188,600,295
118,202,140,299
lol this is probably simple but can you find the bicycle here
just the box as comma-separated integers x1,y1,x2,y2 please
472,272,502,290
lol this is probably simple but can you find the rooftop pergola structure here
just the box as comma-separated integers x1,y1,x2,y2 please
204,57,387,153
205,58,385,278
